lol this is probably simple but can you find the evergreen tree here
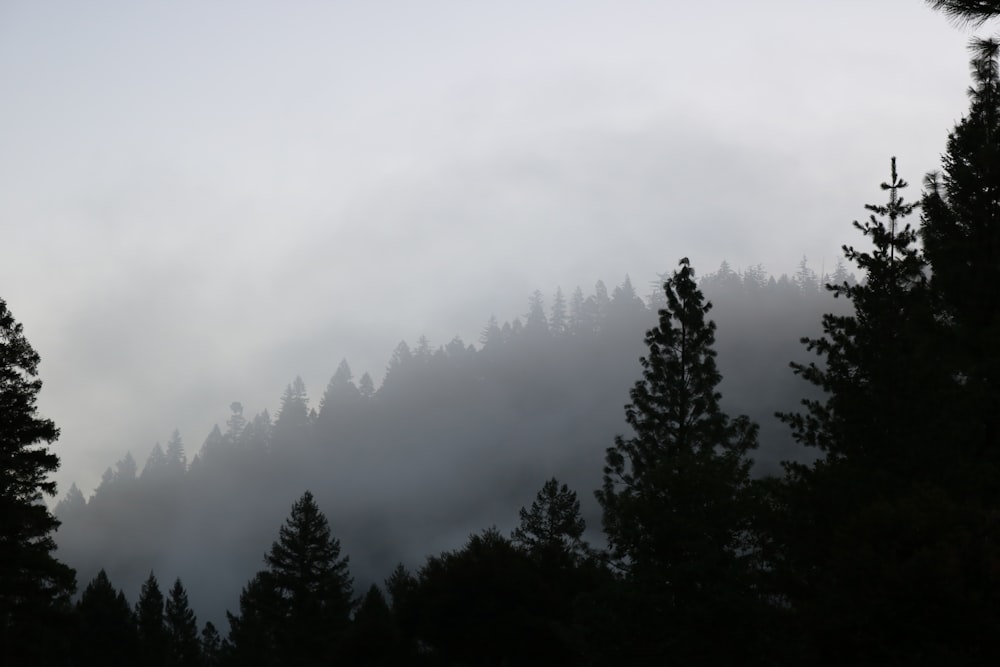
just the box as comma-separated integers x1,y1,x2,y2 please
165,578,201,667
225,573,282,667
596,258,759,664
926,0,1000,24
135,571,168,667
273,377,311,447
921,38,1000,474
228,491,353,665
0,297,76,663
200,621,223,667
76,570,138,666
770,159,988,663
512,477,589,565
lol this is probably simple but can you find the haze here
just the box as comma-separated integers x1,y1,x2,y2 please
0,0,982,499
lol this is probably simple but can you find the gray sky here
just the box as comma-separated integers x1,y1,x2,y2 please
0,1,989,497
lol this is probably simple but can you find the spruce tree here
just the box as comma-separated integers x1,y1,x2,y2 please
76,570,139,666
165,578,201,667
926,0,1000,25
136,572,168,667
228,491,353,665
596,258,759,664
0,298,76,663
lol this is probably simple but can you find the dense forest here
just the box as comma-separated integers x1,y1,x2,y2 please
3,3,1000,665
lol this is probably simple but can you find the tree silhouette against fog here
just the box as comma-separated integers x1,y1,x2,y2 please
0,298,76,663
597,258,761,665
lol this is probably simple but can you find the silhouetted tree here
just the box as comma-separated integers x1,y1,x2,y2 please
136,572,168,667
0,297,76,663
596,258,760,664
165,578,201,667
927,0,1000,24
228,491,353,665
76,570,138,666
512,477,589,565
922,38,1000,473
200,621,223,667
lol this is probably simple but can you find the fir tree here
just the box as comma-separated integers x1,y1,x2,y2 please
135,572,168,667
0,297,76,663
76,570,138,666
165,578,201,667
512,477,589,565
596,258,759,664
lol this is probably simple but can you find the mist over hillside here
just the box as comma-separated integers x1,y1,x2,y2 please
52,259,849,626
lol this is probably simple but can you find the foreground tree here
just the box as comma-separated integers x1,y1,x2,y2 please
227,491,353,665
596,259,760,664
0,298,76,663
926,0,1000,25
766,159,971,663
921,38,1000,475
165,578,201,667
136,572,168,667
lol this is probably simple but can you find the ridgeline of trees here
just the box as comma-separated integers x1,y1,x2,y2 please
3,6,1000,665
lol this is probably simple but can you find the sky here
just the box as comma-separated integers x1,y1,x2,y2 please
0,0,993,498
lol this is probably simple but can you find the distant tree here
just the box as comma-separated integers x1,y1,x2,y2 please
550,287,568,336
76,569,138,666
596,258,760,664
225,402,247,443
273,377,311,447
358,372,376,400
926,0,1000,25
0,297,76,663
318,359,360,422
135,572,168,667
524,290,550,339
115,451,138,482
54,482,87,520
165,429,187,475
141,442,168,479
512,477,589,565
165,578,201,667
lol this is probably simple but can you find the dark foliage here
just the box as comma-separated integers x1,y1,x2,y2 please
0,298,76,663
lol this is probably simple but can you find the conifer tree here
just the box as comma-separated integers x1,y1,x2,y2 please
596,258,759,663
136,572,168,667
0,298,76,663
512,477,589,565
926,0,1000,24
165,578,201,667
228,491,353,665
76,570,138,666
921,38,1000,474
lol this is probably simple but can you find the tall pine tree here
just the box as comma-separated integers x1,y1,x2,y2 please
596,258,759,664
0,298,76,663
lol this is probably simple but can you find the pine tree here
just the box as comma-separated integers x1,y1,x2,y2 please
921,38,1000,475
926,0,1000,25
512,477,589,565
596,258,759,664
165,578,201,667
0,297,76,663
228,491,353,665
136,572,168,667
769,159,990,663
76,570,138,666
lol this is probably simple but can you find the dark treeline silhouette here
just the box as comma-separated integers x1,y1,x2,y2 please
5,8,1000,664
53,260,847,627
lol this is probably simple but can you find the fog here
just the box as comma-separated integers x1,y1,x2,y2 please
1,0,990,631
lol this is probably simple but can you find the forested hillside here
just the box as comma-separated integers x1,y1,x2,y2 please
53,261,848,627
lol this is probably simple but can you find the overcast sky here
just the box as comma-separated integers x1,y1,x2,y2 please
0,1,991,497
